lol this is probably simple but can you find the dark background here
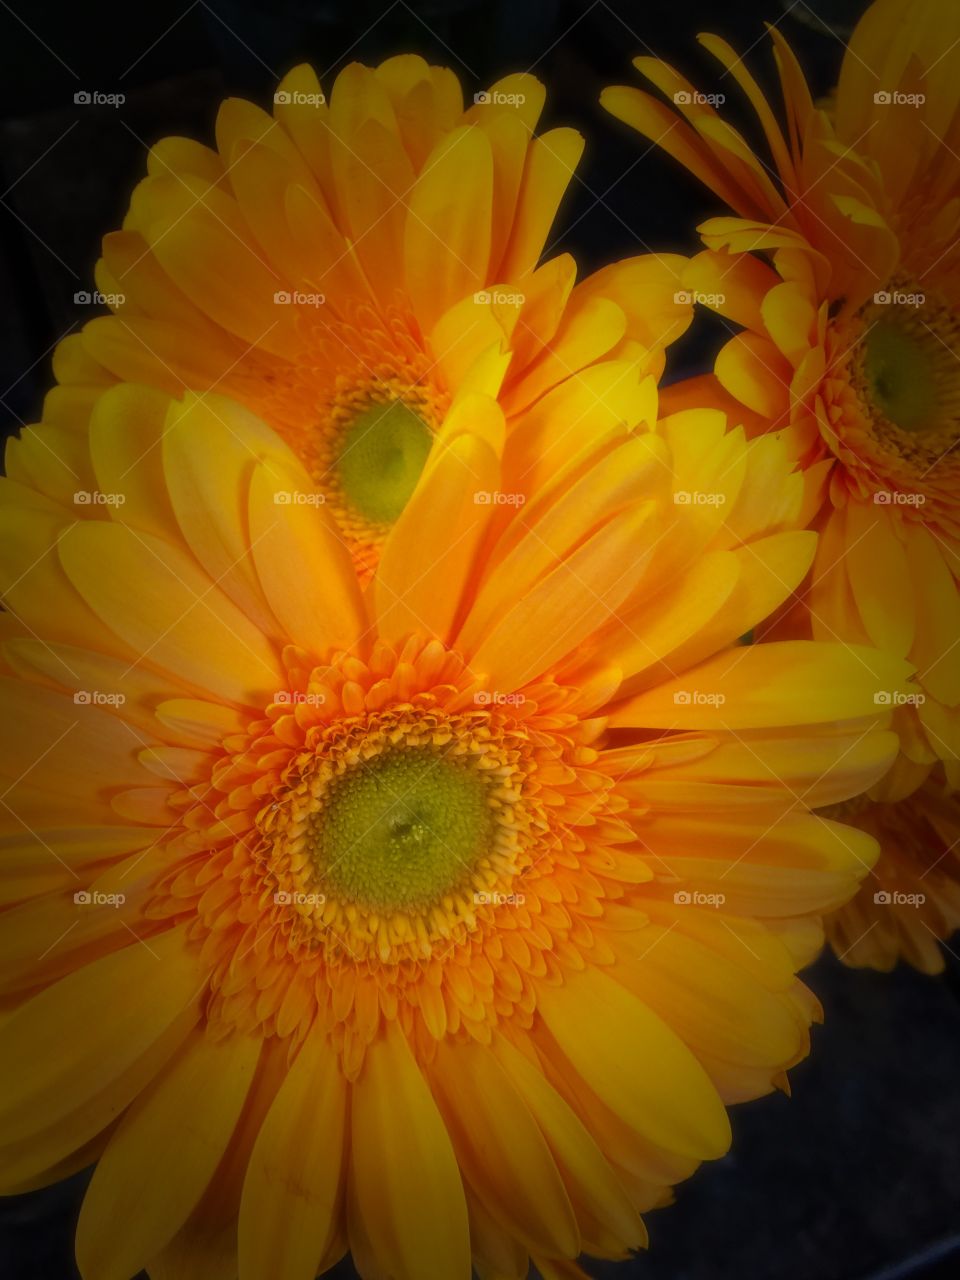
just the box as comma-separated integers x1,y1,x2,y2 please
1,1,958,1277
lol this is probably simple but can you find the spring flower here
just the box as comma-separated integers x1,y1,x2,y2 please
604,0,957,783
823,774,960,974
0,382,908,1279
35,55,689,580
602,0,960,793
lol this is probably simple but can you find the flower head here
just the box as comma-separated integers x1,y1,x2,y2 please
823,774,960,974
38,55,690,581
602,0,960,789
0,381,909,1279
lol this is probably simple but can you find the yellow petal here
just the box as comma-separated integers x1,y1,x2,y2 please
0,482,126,658
503,295,627,416
0,677,150,799
153,698,247,746
499,129,584,281
52,332,116,385
0,1000,197,1195
147,1219,239,1280
843,499,915,658
377,55,462,169
503,362,654,496
351,1021,470,1280
601,84,752,217
82,313,245,393
0,825,149,905
375,428,500,644
3,636,195,744
58,521,283,706
163,391,299,638
761,281,817,365
136,176,294,355
5,424,97,507
98,229,220,328
612,640,914,729
464,504,654,690
247,460,366,654
574,253,692,354
903,521,960,706
595,550,740,683
329,68,414,295
88,384,178,541
239,1023,346,1280
638,814,879,916
405,125,493,331
464,433,664,650
493,1036,645,1250
430,1038,579,1258
148,136,224,185
0,928,200,1147
612,923,806,1070
635,531,816,679
537,964,730,1161
715,331,792,420
77,1030,261,1280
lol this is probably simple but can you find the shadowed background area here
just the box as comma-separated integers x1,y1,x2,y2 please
0,1,958,1277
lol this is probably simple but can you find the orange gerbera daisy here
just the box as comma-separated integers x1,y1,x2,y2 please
31,54,689,580
602,0,960,791
823,773,960,974
603,0,960,976
0,383,907,1279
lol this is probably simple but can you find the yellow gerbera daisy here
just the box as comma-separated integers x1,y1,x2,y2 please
602,0,960,791
823,773,960,974
0,383,908,1279
34,54,689,581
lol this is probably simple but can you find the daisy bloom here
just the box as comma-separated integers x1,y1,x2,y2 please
823,774,960,974
0,382,908,1279
601,0,960,793
33,54,689,580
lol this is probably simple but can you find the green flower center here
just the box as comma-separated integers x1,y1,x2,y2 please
336,399,432,526
864,318,939,433
310,747,495,912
